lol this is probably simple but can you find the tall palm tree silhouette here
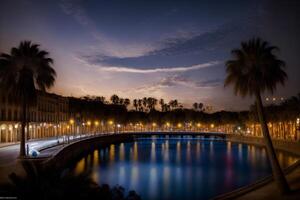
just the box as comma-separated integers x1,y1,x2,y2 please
0,41,56,157
225,37,289,193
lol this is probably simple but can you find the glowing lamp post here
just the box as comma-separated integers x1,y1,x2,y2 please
165,122,170,131
152,122,156,132
108,120,114,133
94,120,99,135
87,120,91,135
177,123,182,131
69,119,75,139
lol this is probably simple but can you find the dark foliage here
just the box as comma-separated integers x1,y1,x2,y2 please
0,161,141,200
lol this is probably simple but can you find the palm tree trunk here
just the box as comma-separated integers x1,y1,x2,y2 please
20,99,26,157
255,91,290,194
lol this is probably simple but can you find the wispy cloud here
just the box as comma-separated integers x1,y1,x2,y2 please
135,75,223,93
82,60,220,74
59,0,157,58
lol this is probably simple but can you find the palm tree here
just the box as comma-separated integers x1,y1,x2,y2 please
0,41,56,157
198,103,204,111
159,99,165,111
138,99,143,112
193,103,198,110
133,99,138,111
124,98,130,108
110,94,119,105
224,37,289,194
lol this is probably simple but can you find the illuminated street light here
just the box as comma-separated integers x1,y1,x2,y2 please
152,122,156,127
94,120,99,126
69,119,74,125
87,121,91,126
210,124,215,128
197,123,201,128
177,123,182,128
117,124,121,128
108,120,114,125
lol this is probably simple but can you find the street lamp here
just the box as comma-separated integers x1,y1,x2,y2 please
177,123,182,130
69,118,75,139
152,122,156,131
94,120,99,135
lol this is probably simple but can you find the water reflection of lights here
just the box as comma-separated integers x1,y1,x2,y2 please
163,166,171,199
119,166,126,185
163,140,170,163
119,143,125,161
151,142,156,162
186,141,191,163
109,144,115,163
238,144,242,161
176,141,181,163
93,150,99,167
75,158,85,175
196,141,201,158
70,139,300,200
209,141,214,158
133,142,138,162
149,167,158,199
130,166,139,190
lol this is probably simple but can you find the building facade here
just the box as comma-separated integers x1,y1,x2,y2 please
0,91,70,143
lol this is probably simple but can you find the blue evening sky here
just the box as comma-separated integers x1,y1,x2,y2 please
0,0,299,110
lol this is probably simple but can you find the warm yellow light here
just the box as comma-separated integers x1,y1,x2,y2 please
152,122,156,127
69,119,75,125
87,121,91,126
67,125,70,129
166,122,170,127
108,120,114,125
177,123,182,128
94,121,99,126
197,123,201,127
210,124,215,128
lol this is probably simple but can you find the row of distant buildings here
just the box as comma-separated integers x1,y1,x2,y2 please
0,91,70,143
1,91,299,144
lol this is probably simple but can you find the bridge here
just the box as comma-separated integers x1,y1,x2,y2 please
122,131,227,139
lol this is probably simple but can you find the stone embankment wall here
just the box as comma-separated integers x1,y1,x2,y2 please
42,134,134,170
226,134,300,156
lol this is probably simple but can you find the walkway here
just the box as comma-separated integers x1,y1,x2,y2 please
236,164,300,200
0,133,99,184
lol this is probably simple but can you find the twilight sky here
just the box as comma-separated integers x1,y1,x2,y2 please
0,0,299,111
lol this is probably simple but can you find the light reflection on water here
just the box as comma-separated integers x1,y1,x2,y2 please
71,137,299,200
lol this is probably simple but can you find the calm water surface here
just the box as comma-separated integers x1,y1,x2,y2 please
69,137,298,200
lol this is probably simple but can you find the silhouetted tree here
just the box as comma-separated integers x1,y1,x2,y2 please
133,99,138,111
224,37,290,194
110,94,119,105
193,103,198,110
0,41,56,157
